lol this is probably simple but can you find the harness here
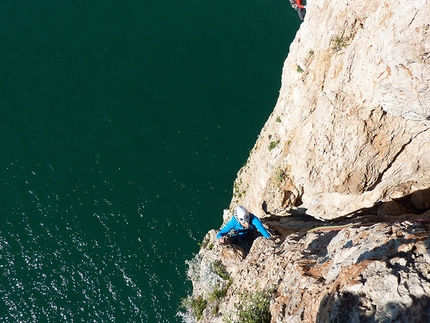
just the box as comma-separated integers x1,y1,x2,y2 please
230,222,254,237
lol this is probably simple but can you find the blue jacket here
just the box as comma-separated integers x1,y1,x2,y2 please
216,214,271,239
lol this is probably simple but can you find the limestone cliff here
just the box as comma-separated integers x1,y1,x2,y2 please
232,0,429,220
179,0,430,322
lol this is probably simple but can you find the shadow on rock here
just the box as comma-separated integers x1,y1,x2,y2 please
305,230,339,258
339,187,430,220
316,292,430,323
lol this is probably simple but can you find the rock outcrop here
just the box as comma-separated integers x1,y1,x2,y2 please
182,215,430,323
179,0,430,322
232,0,430,220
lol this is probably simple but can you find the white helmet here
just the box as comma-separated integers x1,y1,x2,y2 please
234,206,250,222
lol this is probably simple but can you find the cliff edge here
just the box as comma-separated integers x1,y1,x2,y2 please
179,0,430,322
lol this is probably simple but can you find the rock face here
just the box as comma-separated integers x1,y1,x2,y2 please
180,0,430,322
232,0,430,220
183,217,430,323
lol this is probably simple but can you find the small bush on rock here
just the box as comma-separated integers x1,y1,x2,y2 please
179,295,207,322
213,261,231,282
268,140,280,151
224,286,276,323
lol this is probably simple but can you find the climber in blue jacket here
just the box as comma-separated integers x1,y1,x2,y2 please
216,206,271,245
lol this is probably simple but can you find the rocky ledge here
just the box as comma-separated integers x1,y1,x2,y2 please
180,214,430,322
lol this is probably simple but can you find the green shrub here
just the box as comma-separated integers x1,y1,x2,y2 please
209,285,229,303
213,261,231,282
224,287,276,323
331,34,349,52
268,140,280,151
275,168,285,183
180,295,207,321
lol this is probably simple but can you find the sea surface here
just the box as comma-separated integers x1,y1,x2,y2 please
0,1,300,322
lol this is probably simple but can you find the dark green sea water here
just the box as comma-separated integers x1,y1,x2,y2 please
0,1,300,322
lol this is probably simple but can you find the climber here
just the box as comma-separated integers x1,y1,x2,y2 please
295,0,306,9
216,206,271,246
289,0,306,20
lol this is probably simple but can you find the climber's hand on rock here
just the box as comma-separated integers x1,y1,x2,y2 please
218,236,226,244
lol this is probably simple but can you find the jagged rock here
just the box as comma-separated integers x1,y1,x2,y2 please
261,175,302,215
185,220,430,323
411,188,430,210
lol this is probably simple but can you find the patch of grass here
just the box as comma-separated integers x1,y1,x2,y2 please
209,284,230,303
309,49,314,55
233,178,245,199
208,283,232,316
296,64,304,73
236,289,273,323
213,261,231,282
268,140,280,151
224,286,277,323
233,183,240,198
331,34,349,52
206,261,233,316
180,295,207,321
275,168,286,183
275,116,281,122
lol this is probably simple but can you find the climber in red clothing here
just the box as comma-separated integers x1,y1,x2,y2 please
295,0,306,9
289,0,306,20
